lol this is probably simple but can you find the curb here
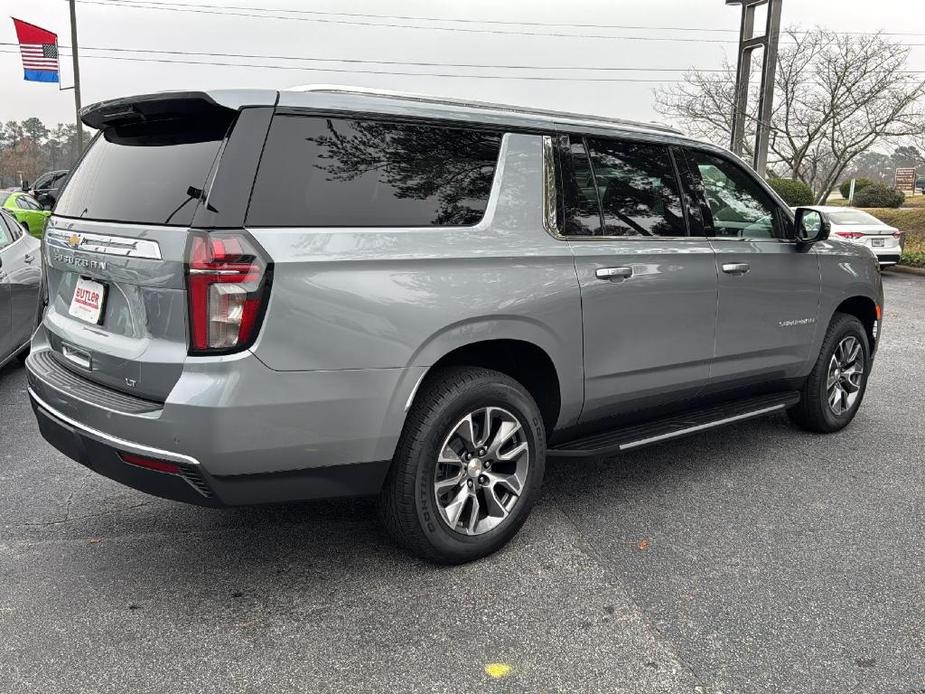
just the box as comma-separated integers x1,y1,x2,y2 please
886,265,925,277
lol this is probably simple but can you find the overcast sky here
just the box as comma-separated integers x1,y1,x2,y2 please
4,0,925,129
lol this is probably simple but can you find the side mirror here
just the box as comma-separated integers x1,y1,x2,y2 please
793,207,830,246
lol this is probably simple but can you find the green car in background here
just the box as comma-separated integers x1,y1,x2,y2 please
1,190,51,238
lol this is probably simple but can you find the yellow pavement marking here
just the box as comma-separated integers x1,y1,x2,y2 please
484,663,512,679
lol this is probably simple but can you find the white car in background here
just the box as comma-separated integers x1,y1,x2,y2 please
799,206,904,267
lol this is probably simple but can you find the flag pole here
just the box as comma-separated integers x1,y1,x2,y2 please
68,0,83,153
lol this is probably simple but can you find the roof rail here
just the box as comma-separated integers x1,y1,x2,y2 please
288,84,685,136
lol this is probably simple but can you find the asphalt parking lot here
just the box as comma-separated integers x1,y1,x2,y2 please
1,271,923,694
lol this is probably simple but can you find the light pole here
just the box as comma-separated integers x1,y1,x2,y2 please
68,0,83,153
726,0,782,177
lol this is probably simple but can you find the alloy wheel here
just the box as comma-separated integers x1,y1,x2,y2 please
433,406,530,536
826,335,865,416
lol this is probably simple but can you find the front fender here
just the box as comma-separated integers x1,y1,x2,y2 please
814,241,883,355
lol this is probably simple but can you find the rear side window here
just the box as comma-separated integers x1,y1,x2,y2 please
586,138,686,237
246,116,502,227
55,118,231,226
557,135,687,237
558,135,603,235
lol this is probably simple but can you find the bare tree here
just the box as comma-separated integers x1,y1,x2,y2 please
656,28,925,203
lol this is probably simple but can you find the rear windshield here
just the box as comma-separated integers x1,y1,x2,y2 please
54,118,230,226
246,115,503,227
827,210,884,225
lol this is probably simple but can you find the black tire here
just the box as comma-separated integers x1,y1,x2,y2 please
378,366,546,564
788,312,870,433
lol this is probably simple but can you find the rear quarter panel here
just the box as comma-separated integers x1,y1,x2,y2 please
248,133,584,429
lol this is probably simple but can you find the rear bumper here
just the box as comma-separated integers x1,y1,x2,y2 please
30,389,219,506
873,253,900,266
24,341,416,505
29,387,390,506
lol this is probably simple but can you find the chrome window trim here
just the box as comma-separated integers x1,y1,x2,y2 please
541,135,560,239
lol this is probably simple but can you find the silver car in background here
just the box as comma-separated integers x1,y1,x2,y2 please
801,206,904,267
26,88,884,563
0,209,42,369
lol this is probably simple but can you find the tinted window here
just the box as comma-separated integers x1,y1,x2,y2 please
16,195,39,210
55,119,230,226
558,136,603,236
247,116,502,227
687,151,781,239
587,138,686,237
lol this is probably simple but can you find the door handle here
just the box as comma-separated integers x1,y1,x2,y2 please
722,262,750,275
24,254,34,264
596,266,633,281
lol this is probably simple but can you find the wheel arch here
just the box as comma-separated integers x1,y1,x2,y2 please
425,339,562,436
404,316,582,436
832,295,879,353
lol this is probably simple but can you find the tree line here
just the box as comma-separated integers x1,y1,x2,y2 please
656,28,925,203
0,119,87,189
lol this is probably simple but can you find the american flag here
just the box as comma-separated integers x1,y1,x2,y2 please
12,18,60,83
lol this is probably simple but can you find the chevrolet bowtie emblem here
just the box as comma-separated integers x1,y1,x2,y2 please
66,233,82,249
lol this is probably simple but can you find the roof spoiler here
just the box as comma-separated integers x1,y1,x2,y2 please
81,91,237,130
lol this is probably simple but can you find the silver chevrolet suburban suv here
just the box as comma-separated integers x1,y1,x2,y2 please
26,87,883,564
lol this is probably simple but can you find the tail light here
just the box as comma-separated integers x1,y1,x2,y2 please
892,230,903,239
834,231,864,240
185,230,272,354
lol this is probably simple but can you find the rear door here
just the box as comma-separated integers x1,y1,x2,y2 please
560,134,718,423
41,99,271,401
679,148,821,386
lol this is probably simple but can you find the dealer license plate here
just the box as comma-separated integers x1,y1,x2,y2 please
68,277,107,325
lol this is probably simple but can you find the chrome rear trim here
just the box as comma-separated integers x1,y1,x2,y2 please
28,387,201,466
45,226,162,260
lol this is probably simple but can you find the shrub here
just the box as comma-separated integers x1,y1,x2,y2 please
901,251,925,267
768,178,814,206
853,183,905,209
839,177,874,200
